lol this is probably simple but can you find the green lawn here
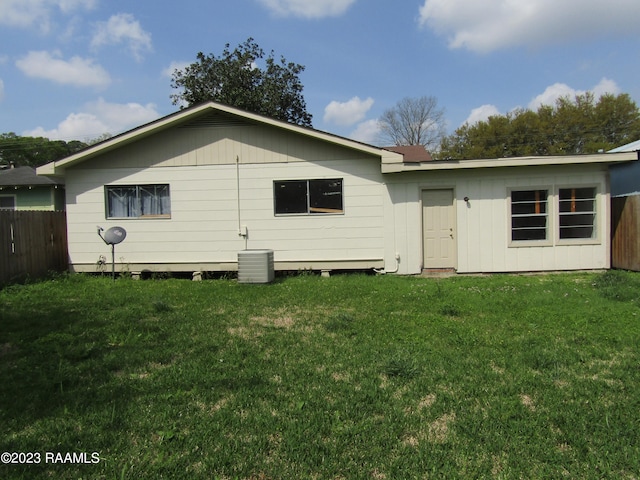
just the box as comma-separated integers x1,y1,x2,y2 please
1,271,639,479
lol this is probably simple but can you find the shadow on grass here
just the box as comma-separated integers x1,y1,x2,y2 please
0,282,173,473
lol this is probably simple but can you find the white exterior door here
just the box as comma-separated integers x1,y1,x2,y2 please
422,189,456,269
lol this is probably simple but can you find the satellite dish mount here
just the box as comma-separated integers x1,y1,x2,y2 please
97,226,127,280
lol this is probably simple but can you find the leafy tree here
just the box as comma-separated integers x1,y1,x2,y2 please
0,133,87,168
438,93,640,159
170,38,312,127
378,96,446,151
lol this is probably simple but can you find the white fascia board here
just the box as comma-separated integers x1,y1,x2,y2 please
37,103,217,176
381,152,639,173
212,103,402,162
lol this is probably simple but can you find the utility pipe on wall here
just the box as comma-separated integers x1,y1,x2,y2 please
374,253,400,274
236,155,248,249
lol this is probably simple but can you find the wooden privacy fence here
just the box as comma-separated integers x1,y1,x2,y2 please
612,195,640,271
0,211,68,285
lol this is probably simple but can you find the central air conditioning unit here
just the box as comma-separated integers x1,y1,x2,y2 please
237,249,275,284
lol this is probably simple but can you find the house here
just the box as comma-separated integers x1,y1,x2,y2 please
609,139,640,197
608,140,640,271
37,102,638,275
0,164,65,211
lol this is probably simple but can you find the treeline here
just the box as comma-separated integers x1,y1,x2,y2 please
438,93,640,159
0,133,88,168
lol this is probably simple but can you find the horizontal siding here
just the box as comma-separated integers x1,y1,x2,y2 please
66,159,385,269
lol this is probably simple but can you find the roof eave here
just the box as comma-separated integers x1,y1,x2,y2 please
37,103,217,176
381,152,639,173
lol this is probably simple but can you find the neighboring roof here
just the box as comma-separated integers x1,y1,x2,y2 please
609,139,640,153
0,166,64,187
37,101,404,176
383,145,433,163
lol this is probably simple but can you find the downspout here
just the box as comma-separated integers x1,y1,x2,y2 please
374,252,400,274
236,155,248,249
374,177,400,274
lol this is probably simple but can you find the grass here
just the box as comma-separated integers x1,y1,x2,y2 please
1,270,640,479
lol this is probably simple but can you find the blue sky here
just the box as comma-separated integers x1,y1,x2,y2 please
1,0,639,146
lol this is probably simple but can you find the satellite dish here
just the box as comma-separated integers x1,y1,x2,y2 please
103,226,127,245
97,226,128,280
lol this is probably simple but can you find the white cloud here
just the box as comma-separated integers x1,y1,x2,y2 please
591,78,621,99
24,98,159,141
528,78,620,110
16,50,111,88
323,96,374,126
56,0,97,13
464,104,500,126
162,61,191,78
349,119,380,145
91,13,152,62
462,78,622,127
257,0,356,18
418,0,640,53
0,0,96,32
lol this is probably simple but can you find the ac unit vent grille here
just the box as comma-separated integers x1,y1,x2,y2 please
238,250,275,284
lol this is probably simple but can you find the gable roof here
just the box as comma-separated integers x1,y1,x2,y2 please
0,166,64,187
37,102,403,176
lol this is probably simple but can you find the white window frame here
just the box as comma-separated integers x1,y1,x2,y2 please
556,185,600,245
105,184,171,220
508,188,553,247
273,178,344,216
508,185,601,248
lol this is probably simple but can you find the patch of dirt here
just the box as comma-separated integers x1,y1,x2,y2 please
331,371,350,382
520,394,536,412
227,326,262,340
251,314,295,329
418,394,437,410
428,412,456,443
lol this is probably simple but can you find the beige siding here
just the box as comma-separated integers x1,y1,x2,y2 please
65,157,385,272
83,122,372,170
386,164,610,274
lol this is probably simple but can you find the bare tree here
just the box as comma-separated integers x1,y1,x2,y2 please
378,96,446,151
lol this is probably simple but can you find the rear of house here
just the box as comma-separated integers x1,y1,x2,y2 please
39,103,398,274
382,157,626,274
38,102,638,276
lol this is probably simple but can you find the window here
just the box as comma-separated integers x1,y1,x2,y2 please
0,195,16,210
274,179,343,215
106,184,171,219
559,187,596,239
510,189,548,241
